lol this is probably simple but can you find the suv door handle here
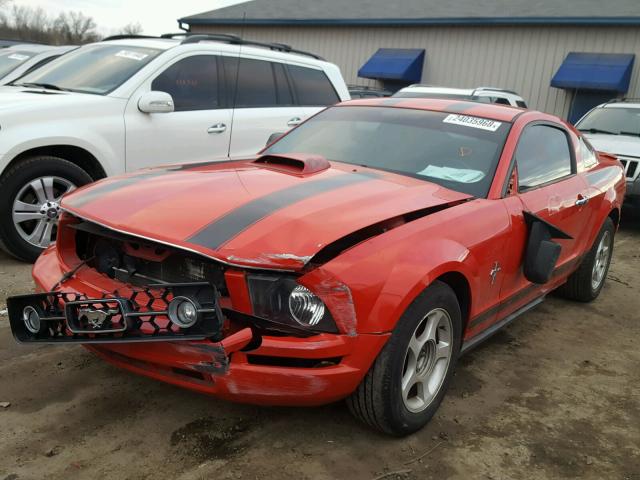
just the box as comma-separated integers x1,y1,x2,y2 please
287,117,302,127
207,123,227,134
575,195,589,206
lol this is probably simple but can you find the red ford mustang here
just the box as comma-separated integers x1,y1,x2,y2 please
7,98,625,435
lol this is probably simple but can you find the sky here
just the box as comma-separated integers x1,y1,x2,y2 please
7,0,251,35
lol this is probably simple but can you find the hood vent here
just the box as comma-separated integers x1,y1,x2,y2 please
253,153,330,176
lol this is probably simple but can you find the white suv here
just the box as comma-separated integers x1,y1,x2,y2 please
576,99,640,209
0,34,349,261
393,85,527,108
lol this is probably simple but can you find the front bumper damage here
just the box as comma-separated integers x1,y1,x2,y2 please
9,248,389,406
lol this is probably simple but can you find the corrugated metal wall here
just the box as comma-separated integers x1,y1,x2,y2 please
191,24,640,119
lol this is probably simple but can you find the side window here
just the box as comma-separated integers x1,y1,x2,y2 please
272,62,294,106
151,55,219,111
288,65,340,106
516,100,528,108
222,57,279,108
580,137,598,168
516,124,573,190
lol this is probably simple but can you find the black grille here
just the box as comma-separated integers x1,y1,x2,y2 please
7,283,223,344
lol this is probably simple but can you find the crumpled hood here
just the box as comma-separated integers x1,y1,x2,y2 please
61,160,471,270
584,133,640,158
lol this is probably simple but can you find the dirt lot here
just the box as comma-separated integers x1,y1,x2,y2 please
0,216,638,480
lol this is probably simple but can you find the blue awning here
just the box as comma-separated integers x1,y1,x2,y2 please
551,52,635,92
358,48,425,83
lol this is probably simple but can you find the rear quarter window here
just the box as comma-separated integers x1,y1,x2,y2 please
288,65,340,106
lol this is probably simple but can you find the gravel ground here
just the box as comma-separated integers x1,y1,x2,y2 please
0,214,638,480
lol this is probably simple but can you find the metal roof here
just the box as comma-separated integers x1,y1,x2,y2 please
180,0,640,26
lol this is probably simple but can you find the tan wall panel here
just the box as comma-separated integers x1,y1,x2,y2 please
191,24,640,118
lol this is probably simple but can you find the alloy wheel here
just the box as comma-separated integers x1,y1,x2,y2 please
401,308,453,413
11,176,76,248
591,230,612,291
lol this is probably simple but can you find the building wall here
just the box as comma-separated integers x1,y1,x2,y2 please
191,24,640,119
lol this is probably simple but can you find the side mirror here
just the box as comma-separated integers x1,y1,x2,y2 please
266,132,285,147
523,212,572,284
138,91,174,114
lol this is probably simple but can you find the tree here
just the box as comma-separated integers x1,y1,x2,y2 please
119,22,143,36
53,11,98,44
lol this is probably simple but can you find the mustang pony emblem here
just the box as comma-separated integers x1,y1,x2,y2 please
78,308,119,329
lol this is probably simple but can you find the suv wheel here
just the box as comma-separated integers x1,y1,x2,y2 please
0,156,92,262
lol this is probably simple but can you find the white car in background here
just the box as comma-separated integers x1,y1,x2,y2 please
0,33,349,262
0,44,76,85
393,85,527,108
576,99,640,209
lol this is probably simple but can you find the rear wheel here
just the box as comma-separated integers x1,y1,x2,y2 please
557,217,615,302
347,281,461,436
0,156,92,262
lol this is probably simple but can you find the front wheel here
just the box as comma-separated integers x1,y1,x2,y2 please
0,156,93,262
347,281,462,436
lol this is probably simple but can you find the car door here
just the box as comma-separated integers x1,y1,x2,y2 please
498,122,593,314
223,56,305,157
124,53,232,170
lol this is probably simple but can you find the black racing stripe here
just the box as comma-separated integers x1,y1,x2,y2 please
65,171,168,208
187,172,377,250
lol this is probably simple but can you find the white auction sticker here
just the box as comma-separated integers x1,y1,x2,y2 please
115,50,148,61
7,53,29,61
443,114,502,132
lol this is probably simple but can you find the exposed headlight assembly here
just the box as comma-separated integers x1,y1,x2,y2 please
246,275,338,333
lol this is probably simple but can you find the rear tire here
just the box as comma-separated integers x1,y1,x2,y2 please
347,281,462,436
557,217,615,302
0,156,92,262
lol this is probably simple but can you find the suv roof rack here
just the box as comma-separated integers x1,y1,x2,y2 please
101,34,161,42
102,32,324,60
176,33,324,60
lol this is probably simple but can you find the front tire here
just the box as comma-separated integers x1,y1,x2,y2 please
0,156,92,262
557,217,615,302
347,281,462,436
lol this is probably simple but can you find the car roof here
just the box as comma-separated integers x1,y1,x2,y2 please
3,44,67,53
603,101,640,109
338,97,527,122
398,85,473,96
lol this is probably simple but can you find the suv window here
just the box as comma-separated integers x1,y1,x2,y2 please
222,57,279,108
516,124,572,190
288,65,340,106
152,55,220,112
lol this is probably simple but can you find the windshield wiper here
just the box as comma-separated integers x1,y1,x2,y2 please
619,131,640,138
16,82,67,91
578,127,618,135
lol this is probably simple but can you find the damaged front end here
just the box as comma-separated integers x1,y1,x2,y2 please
6,212,387,405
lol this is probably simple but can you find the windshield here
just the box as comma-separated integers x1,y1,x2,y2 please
576,107,640,137
264,106,511,197
0,51,34,78
15,44,161,94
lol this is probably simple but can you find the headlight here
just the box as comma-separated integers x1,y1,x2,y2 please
246,275,337,333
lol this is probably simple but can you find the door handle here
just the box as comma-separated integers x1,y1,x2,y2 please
207,123,227,134
287,117,302,127
575,195,589,206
